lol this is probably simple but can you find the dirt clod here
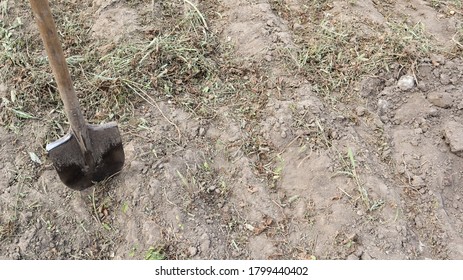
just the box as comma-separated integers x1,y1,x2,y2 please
444,121,463,155
428,91,453,108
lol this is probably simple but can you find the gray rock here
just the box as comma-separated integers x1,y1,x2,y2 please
397,75,415,91
440,73,451,85
377,99,389,116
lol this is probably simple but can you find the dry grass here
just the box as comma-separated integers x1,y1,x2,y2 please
1,0,270,143
0,2,198,127
288,19,432,99
269,1,435,101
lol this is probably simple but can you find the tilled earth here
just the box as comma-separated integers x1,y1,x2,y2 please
1,0,463,259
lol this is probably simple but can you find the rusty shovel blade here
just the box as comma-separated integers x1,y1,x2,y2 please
46,122,125,190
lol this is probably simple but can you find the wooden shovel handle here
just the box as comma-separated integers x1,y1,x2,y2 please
29,0,88,144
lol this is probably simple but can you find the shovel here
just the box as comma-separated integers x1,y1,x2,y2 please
30,0,125,190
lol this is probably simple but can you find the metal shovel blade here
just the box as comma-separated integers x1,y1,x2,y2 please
46,122,125,190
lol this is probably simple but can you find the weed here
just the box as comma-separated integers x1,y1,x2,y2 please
0,220,17,241
271,155,285,180
427,0,462,9
128,246,137,257
121,202,129,214
145,246,165,260
338,148,371,210
90,186,115,231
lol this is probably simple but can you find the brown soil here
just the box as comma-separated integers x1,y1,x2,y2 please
1,0,463,259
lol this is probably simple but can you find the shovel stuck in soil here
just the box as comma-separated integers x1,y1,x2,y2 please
30,0,125,190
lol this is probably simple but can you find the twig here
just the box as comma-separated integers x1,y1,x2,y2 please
92,188,102,225
123,80,182,142
452,33,463,49
297,146,313,168
163,186,175,206
183,0,209,30
338,187,353,199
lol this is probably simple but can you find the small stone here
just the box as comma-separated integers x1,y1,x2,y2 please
397,75,415,91
199,127,206,137
428,108,439,117
207,185,217,193
378,99,389,112
281,130,287,138
356,210,364,216
440,73,451,85
347,254,359,260
188,246,198,257
245,224,255,231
